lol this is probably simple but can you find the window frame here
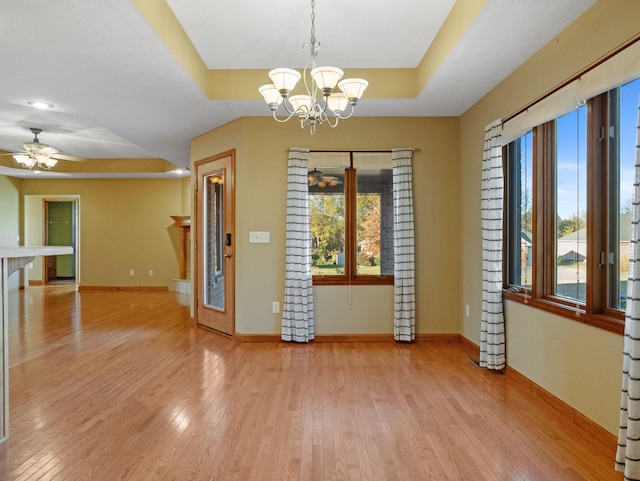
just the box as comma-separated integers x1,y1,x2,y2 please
503,92,625,334
311,160,394,287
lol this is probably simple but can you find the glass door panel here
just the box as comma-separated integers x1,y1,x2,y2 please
204,172,225,310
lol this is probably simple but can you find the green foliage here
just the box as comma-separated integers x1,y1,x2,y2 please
309,194,345,263
309,192,383,269
357,194,381,257
557,212,586,237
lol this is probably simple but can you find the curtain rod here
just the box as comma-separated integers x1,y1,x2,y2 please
303,148,418,153
503,34,640,124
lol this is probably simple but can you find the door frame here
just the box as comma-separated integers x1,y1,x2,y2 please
193,150,236,336
42,198,80,285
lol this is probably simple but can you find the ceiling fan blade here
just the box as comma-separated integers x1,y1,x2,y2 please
23,141,48,152
40,146,60,155
52,153,86,162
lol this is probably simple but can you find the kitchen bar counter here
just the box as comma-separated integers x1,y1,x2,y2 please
0,246,73,443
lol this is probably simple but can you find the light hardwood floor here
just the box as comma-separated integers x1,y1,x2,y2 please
0,286,622,480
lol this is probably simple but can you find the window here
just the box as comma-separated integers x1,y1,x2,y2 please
505,131,533,289
308,152,394,285
555,104,587,303
504,77,640,333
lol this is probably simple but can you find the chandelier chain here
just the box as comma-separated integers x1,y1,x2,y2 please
310,0,315,42
310,0,318,55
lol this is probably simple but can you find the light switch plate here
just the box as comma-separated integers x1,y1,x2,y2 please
249,231,270,243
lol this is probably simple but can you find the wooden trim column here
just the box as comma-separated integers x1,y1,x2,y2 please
170,216,191,280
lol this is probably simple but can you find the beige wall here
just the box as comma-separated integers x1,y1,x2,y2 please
459,0,640,434
0,175,22,289
20,178,185,287
192,116,460,336
181,176,191,215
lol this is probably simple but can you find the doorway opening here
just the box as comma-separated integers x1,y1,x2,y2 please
44,199,79,285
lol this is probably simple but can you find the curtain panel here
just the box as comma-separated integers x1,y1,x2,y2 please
392,149,416,342
281,148,315,342
480,120,506,370
617,97,640,480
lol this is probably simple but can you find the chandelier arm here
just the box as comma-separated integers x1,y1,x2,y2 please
302,54,319,107
281,99,297,115
322,115,339,128
333,105,356,120
271,110,299,124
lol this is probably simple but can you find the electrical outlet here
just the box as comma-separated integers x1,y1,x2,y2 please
130,269,135,276
272,301,280,314
148,269,153,276
465,304,470,318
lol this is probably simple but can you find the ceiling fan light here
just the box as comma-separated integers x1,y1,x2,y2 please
308,169,322,185
327,93,349,114
23,157,36,168
338,78,369,103
268,68,301,95
13,154,28,164
44,157,58,168
311,66,343,94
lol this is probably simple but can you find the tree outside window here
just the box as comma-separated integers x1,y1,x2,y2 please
308,152,394,285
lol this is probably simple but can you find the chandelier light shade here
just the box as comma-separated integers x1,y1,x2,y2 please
258,0,368,134
269,68,302,94
326,93,349,114
311,66,343,93
338,78,369,104
258,84,283,109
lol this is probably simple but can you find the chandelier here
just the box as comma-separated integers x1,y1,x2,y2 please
258,0,368,134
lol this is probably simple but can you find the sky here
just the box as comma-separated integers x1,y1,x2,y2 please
618,78,640,213
544,77,639,220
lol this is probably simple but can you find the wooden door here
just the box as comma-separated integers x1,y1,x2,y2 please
194,151,235,335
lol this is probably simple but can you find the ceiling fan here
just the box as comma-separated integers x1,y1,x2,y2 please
308,168,343,188
1,128,85,170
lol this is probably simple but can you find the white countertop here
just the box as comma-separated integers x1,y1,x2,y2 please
0,246,74,258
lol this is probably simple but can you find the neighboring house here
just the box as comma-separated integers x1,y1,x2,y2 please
556,211,631,263
556,228,587,263
520,231,532,267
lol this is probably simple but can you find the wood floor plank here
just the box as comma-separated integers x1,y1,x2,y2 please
0,286,624,480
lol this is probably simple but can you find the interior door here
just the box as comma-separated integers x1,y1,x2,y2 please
195,151,235,335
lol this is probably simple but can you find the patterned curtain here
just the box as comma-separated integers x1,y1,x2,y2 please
617,97,640,479
392,149,415,342
281,148,315,342
479,120,506,370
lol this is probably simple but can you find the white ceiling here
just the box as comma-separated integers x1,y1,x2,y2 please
0,0,596,177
